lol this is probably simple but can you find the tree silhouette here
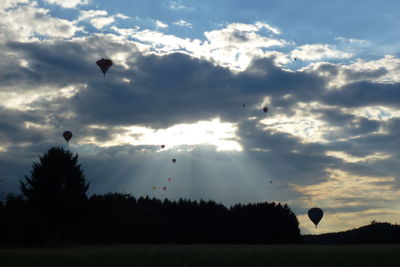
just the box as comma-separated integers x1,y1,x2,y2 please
20,147,89,242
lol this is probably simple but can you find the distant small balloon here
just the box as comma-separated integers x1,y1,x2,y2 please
168,178,172,182
63,131,72,143
96,58,113,77
163,186,167,191
263,107,269,114
242,104,245,108
161,145,165,149
152,186,157,190
172,159,176,163
308,207,324,228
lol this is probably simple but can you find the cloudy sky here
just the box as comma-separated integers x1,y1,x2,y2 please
1,0,400,234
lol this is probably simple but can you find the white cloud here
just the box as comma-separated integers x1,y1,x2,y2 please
2,0,30,9
346,105,400,121
169,0,188,10
341,55,400,84
78,10,108,21
0,83,85,111
43,0,90,9
0,3,83,41
325,151,390,163
111,21,288,71
291,44,352,61
90,16,115,30
255,21,281,35
115,13,129,20
335,36,370,46
308,55,400,88
78,10,129,30
204,23,283,48
155,20,168,29
260,102,341,143
173,19,192,28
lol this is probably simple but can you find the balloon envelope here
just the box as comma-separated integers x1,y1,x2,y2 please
96,58,113,76
168,178,172,182
63,131,72,142
263,107,269,113
161,145,165,149
163,186,167,191
308,207,323,228
172,159,176,163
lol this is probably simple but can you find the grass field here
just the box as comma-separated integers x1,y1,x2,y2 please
1,244,400,267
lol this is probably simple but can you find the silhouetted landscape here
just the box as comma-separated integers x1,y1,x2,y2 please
0,147,302,246
1,147,400,249
303,222,400,244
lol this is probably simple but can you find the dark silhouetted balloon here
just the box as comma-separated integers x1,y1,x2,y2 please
96,58,113,76
63,131,72,143
308,207,323,228
168,178,172,182
242,104,245,108
163,186,167,191
161,145,165,149
172,159,176,163
263,107,269,113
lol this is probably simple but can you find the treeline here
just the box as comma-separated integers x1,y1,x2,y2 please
0,147,301,246
302,222,400,244
0,193,301,246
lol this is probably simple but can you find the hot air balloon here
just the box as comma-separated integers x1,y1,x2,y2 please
63,131,72,143
263,107,269,114
168,178,172,182
163,186,167,191
308,207,323,228
242,104,245,108
96,58,113,77
152,186,157,190
172,159,176,163
161,145,165,149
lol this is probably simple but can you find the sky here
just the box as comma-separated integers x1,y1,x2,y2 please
0,0,400,234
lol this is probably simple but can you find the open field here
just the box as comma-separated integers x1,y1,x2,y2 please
1,244,400,267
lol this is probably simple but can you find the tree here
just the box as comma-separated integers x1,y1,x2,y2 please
21,147,89,211
20,147,89,242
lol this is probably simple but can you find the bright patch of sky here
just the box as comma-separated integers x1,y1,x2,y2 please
80,118,242,152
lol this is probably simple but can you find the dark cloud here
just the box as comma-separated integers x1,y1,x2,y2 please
5,36,138,89
0,108,50,144
343,67,388,81
1,33,400,219
237,120,339,185
314,63,339,77
6,37,328,128
323,81,400,107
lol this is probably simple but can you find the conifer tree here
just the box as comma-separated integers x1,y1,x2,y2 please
20,147,89,242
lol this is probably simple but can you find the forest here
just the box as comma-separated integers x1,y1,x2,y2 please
0,147,301,246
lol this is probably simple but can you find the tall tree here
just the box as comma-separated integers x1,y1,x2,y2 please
20,147,89,242
21,147,89,211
